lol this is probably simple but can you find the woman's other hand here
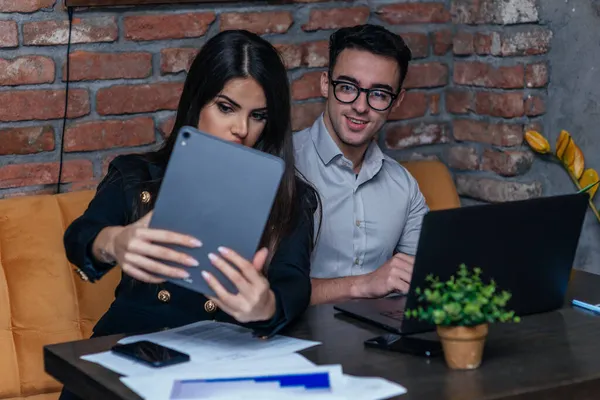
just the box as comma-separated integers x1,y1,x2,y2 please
100,211,203,284
202,247,276,323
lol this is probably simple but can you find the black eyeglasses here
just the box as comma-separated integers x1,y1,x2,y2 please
330,80,398,111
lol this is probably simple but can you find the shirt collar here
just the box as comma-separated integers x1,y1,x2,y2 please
311,113,343,165
310,113,385,171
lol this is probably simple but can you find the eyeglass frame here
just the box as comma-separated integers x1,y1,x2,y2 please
329,78,400,111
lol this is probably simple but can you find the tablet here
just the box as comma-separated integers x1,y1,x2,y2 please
148,126,285,297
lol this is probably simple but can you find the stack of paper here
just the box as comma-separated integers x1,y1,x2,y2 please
81,321,407,399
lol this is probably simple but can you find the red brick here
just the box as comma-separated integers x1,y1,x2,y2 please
0,89,89,122
275,44,302,69
404,63,448,89
525,95,545,116
446,90,473,114
124,13,215,41
0,21,18,48
433,30,452,55
454,61,524,89
302,7,369,31
482,149,534,176
96,83,183,116
292,102,324,131
430,94,440,115
23,17,117,45
0,56,55,86
159,115,176,138
456,175,541,203
0,126,54,155
401,33,429,59
302,41,329,67
292,71,323,101
453,119,523,146
0,160,93,189
451,0,481,24
446,145,479,170
66,51,152,82
526,63,548,88
0,0,54,12
475,32,494,54
499,28,552,56
65,117,156,152
160,48,199,75
476,92,524,118
453,31,473,55
385,122,449,149
220,12,293,35
388,92,428,121
377,3,450,24
451,0,538,25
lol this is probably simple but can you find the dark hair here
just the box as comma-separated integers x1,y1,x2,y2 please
328,24,412,91
141,29,313,265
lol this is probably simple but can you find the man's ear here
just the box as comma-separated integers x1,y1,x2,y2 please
320,71,330,98
390,89,406,114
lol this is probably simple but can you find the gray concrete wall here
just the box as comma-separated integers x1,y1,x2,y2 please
535,0,600,273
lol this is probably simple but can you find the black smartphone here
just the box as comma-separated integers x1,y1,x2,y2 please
364,334,443,357
111,340,190,368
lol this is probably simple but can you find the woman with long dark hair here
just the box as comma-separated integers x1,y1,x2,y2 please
60,31,318,398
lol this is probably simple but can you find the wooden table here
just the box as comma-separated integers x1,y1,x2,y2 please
45,270,600,400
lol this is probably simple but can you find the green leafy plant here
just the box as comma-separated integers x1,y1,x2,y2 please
406,264,521,326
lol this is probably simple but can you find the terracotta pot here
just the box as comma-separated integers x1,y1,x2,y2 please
436,324,488,370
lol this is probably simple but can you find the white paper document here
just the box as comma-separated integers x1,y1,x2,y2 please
81,321,320,377
121,364,407,400
80,320,407,399
81,352,316,378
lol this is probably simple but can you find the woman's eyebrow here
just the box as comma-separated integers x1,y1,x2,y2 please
216,94,240,108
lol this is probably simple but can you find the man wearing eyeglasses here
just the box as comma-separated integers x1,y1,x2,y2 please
293,24,429,305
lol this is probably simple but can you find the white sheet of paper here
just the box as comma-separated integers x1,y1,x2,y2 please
81,352,316,378
116,320,321,363
81,321,319,377
121,365,346,400
120,365,407,400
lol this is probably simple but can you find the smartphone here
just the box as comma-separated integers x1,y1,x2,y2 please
111,340,190,368
364,334,443,357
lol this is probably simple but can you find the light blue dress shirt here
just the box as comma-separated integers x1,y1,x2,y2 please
293,114,429,279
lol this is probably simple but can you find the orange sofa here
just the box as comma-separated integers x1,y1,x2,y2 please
0,159,460,400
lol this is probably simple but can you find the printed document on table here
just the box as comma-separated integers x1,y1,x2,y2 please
116,320,321,362
120,365,408,400
81,320,320,376
81,352,316,378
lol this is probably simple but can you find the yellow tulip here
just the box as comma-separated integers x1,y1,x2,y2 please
524,130,551,154
579,169,599,198
556,130,571,159
562,139,585,179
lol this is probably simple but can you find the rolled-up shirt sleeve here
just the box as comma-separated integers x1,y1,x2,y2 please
396,174,429,256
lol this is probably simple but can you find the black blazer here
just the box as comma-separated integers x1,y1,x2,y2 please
64,154,317,339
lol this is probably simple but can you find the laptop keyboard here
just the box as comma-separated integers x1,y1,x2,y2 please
380,310,405,321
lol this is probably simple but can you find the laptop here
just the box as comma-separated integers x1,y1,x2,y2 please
149,126,285,297
334,192,589,334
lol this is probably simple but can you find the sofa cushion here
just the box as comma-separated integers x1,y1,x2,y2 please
0,191,119,399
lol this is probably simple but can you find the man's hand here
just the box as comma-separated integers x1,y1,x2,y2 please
354,253,414,298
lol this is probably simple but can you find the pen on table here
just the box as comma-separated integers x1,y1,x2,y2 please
571,299,600,314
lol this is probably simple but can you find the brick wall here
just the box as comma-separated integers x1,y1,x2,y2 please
0,0,550,203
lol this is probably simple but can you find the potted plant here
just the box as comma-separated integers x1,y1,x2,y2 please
406,264,520,370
